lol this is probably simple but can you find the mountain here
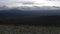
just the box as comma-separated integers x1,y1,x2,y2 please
14,6,60,11
0,6,60,25
0,6,60,11
0,8,60,16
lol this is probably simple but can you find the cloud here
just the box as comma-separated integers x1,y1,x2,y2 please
48,0,60,1
0,0,16,6
0,0,60,7
0,0,34,7
18,2,34,5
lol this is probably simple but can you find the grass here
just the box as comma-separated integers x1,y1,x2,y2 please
0,15,60,34
0,25,60,34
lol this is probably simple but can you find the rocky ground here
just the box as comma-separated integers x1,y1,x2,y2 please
0,25,60,34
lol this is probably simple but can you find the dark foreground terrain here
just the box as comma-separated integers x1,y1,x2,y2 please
0,25,60,34
0,9,60,25
0,9,60,34
1,15,60,25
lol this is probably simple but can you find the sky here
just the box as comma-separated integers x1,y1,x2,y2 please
0,0,60,7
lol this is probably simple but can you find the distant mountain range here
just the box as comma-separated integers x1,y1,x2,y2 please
0,6,60,17
0,6,60,10
0,7,60,17
16,6,60,10
0,6,60,24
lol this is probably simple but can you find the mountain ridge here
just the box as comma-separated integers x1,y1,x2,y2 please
0,6,60,10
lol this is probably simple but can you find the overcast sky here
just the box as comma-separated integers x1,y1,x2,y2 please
0,0,60,7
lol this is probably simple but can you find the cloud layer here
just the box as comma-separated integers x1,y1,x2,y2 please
0,0,34,7
48,0,60,1
0,0,60,7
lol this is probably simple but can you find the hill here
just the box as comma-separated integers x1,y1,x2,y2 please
0,9,60,25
